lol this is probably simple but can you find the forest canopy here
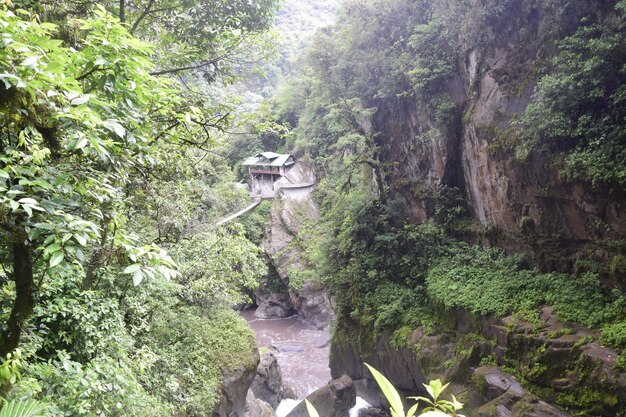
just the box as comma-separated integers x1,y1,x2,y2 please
0,0,276,414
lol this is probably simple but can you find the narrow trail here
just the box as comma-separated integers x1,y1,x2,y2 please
215,197,262,226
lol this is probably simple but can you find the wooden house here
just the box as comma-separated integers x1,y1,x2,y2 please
242,152,296,198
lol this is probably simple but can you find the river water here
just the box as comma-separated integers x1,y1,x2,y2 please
241,309,373,417
240,309,332,397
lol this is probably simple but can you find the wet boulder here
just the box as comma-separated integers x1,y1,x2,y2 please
255,291,296,319
286,375,356,417
251,350,286,409
289,282,334,329
215,348,260,417
245,391,277,417
471,367,572,417
314,327,331,349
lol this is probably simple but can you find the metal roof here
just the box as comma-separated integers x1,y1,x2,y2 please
259,151,280,159
242,153,294,167
271,154,294,167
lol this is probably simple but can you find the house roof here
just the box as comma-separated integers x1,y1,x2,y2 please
259,151,280,159
242,152,295,167
271,154,294,167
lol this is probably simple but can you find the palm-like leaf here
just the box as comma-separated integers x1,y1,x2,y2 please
365,363,405,417
0,399,49,417
305,399,320,417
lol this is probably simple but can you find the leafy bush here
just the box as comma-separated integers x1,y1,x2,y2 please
238,200,272,244
523,13,626,188
426,246,543,316
172,226,266,306
426,246,626,331
601,321,626,349
137,307,257,415
14,352,169,417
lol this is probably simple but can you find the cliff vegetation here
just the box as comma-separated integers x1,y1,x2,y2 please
259,0,626,415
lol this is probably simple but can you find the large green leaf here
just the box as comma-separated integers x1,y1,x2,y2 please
0,400,48,417
305,400,319,417
364,363,404,417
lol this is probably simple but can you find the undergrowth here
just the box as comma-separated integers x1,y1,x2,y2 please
335,230,626,348
425,245,626,347
426,245,626,328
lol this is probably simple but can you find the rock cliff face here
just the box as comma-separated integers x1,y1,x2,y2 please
370,2,626,287
216,347,261,417
271,3,626,417
328,20,626,400
285,376,356,417
250,351,288,409
330,307,626,416
257,160,334,327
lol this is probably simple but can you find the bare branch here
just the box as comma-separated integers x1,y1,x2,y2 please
149,60,218,76
129,0,156,34
76,65,102,81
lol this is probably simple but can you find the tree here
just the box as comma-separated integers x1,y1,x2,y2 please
523,14,626,188
37,0,279,81
0,6,179,358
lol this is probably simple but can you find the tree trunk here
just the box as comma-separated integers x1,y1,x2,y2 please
0,242,35,357
119,0,126,22
82,219,110,291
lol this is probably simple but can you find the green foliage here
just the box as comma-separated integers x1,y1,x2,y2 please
364,363,464,417
34,276,131,361
426,245,626,329
523,13,626,188
601,320,626,349
360,282,430,336
0,5,178,282
137,306,257,415
0,350,21,386
39,0,280,83
307,183,456,333
237,200,272,244
172,226,266,306
410,380,464,417
17,352,168,417
0,2,272,415
130,157,250,244
427,247,542,316
0,400,48,417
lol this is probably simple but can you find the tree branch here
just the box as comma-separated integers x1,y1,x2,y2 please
149,60,217,76
129,0,156,34
76,65,102,81
149,36,245,76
